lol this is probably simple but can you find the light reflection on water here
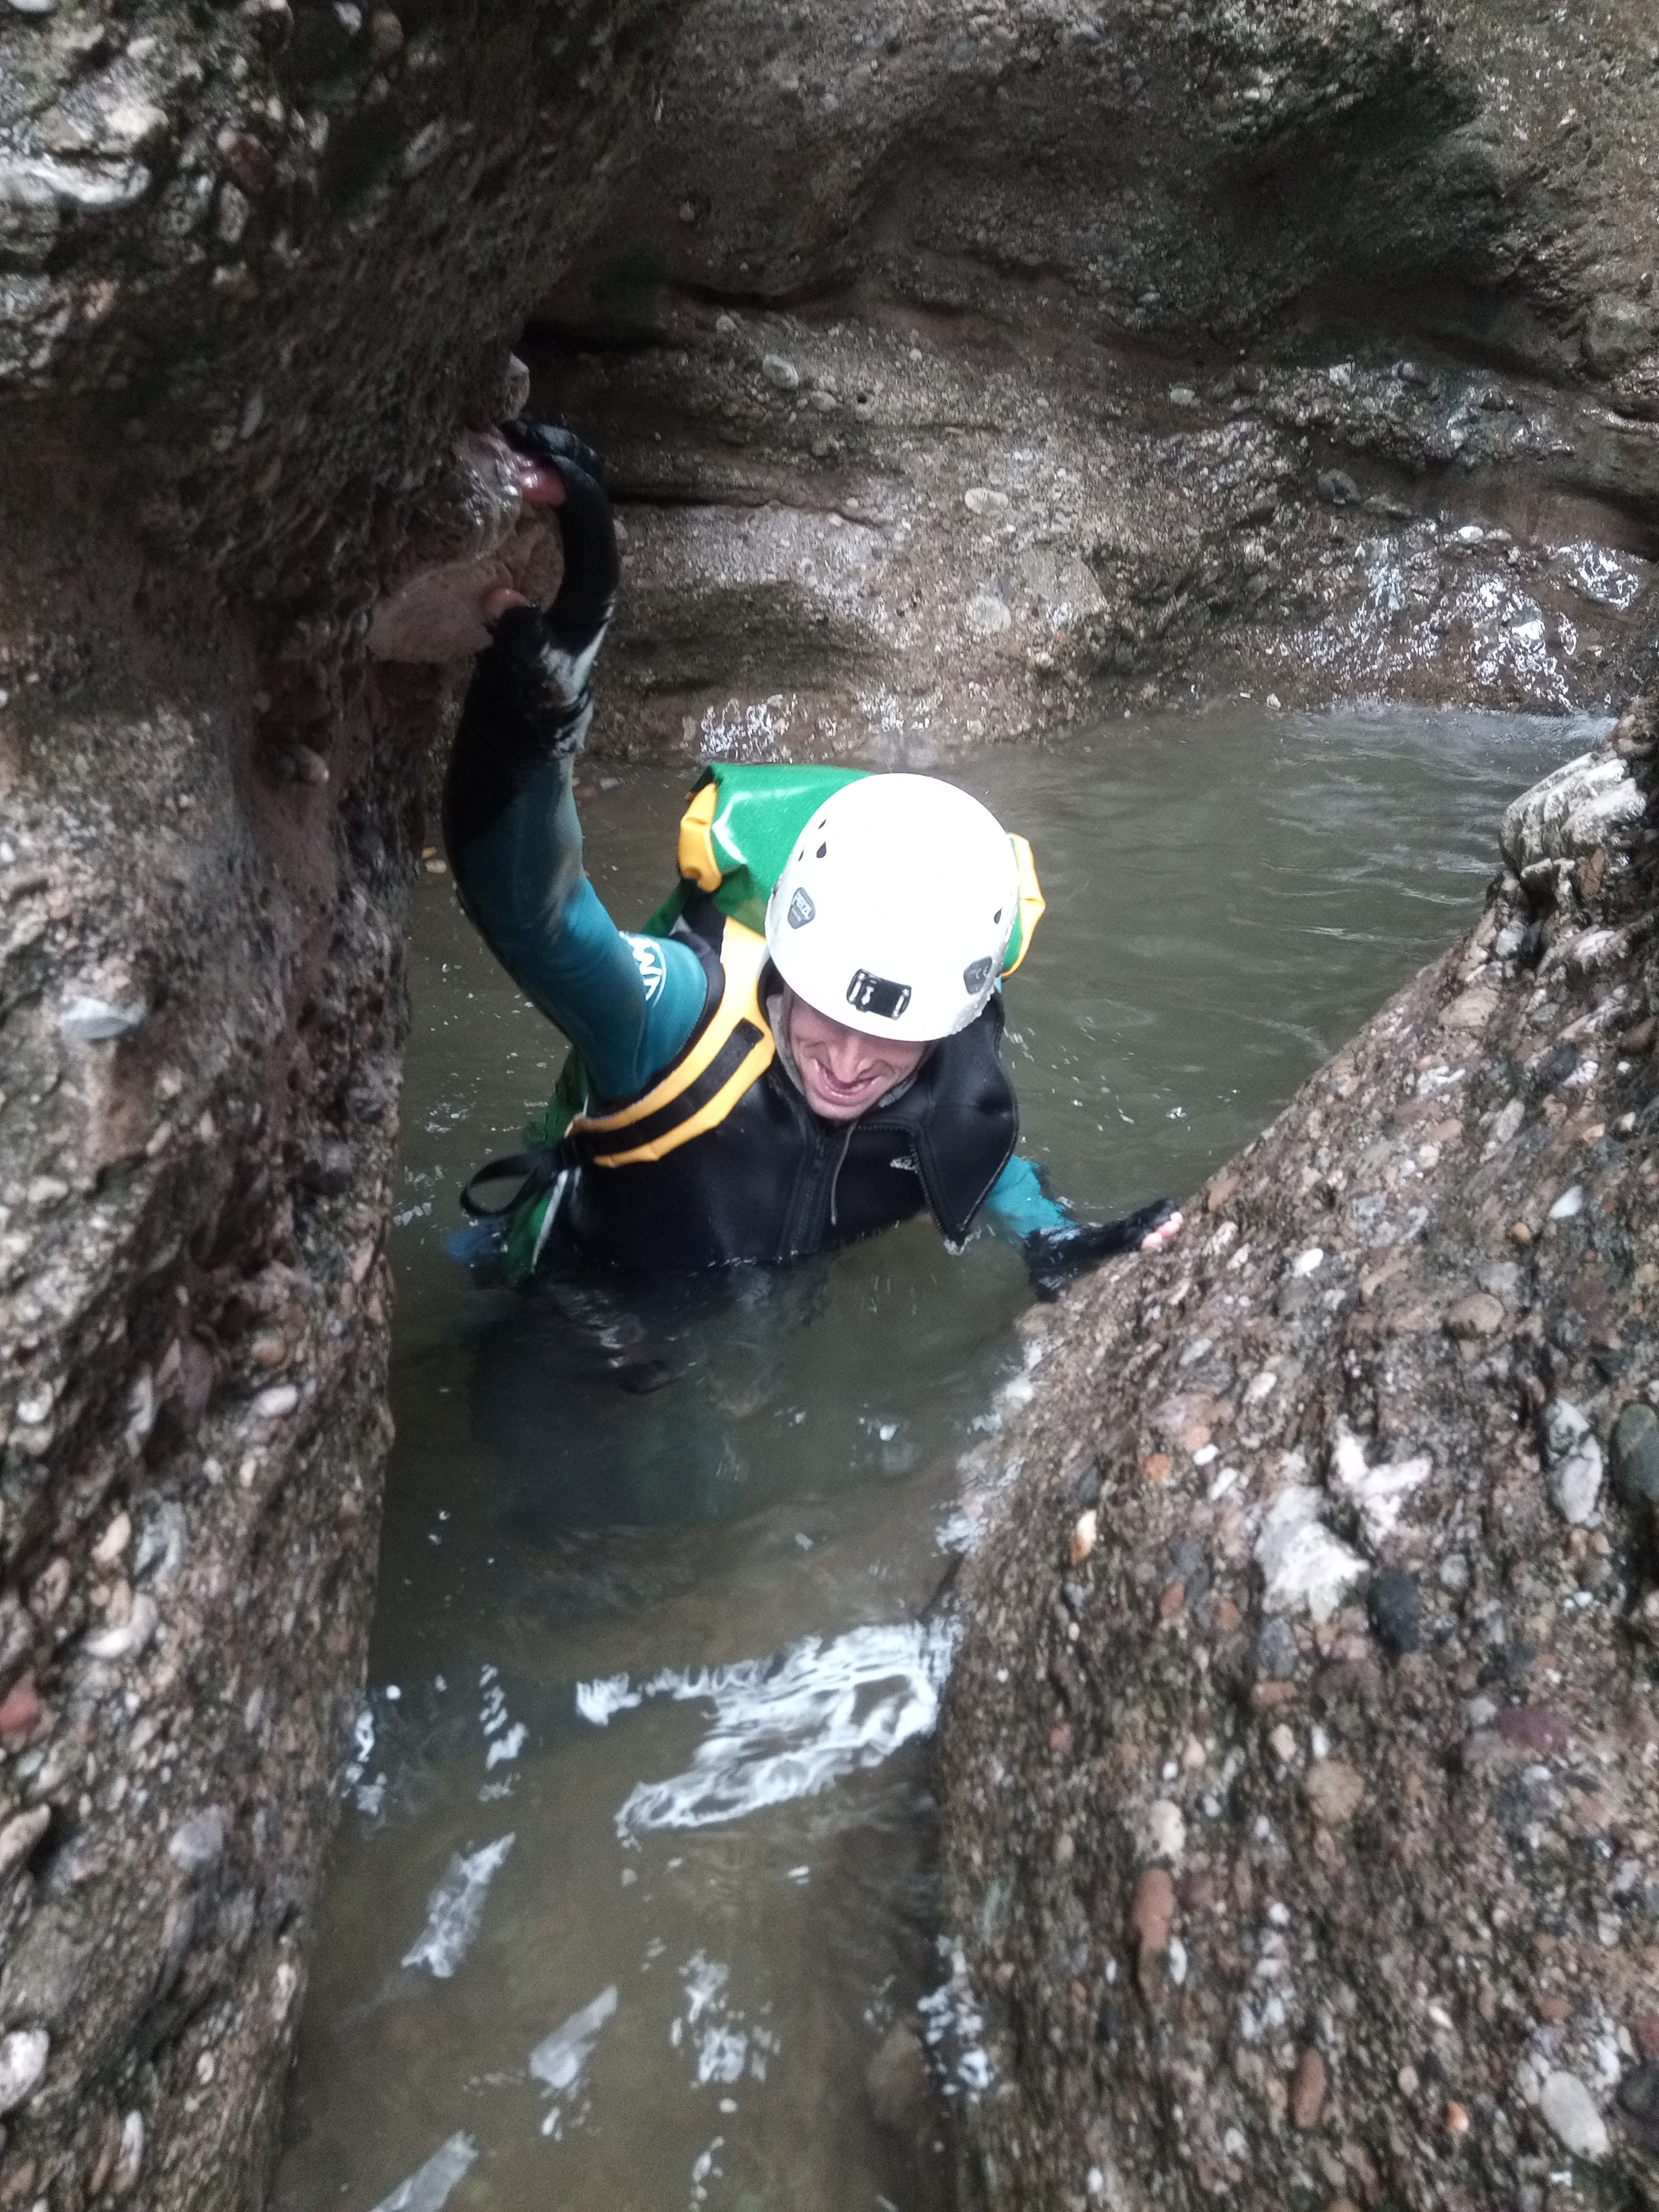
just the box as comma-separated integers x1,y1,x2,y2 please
273,705,1603,2212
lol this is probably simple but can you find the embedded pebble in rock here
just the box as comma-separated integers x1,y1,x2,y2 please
1366,1570,1420,1656
1612,1403,1659,1509
1541,1399,1605,1525
1256,1486,1366,1621
1142,1799,1186,1862
1301,1760,1366,1826
1437,1551,1471,1594
1494,1704,1570,1753
57,994,146,1042
965,593,1012,638
760,353,800,392
1254,1617,1299,1681
112,2110,144,2194
1131,1867,1175,1990
964,487,1010,515
91,1510,131,1567
1069,1509,1097,1565
1539,2070,1610,2161
1582,293,1657,376
82,1593,157,1663
0,2030,48,2116
0,1675,40,1738
1331,1429,1431,1545
251,1382,300,1422
1486,1096,1526,1151
1616,2061,1659,2150
167,1806,229,1878
0,1807,50,1882
1446,1291,1504,1339
1290,2047,1327,2129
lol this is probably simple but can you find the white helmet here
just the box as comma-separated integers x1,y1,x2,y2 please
764,773,1021,1042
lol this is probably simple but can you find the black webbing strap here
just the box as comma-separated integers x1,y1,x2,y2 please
459,1148,561,1221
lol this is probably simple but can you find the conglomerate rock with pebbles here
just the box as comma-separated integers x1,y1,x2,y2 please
940,688,1659,2210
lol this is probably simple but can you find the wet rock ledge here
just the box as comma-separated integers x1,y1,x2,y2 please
939,690,1659,2209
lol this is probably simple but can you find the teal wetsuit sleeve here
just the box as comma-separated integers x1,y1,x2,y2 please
439,424,708,1105
451,752,709,1102
981,1153,1074,1242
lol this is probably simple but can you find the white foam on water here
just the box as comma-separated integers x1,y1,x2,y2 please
531,1984,619,2092
478,1664,527,1768
400,1835,515,1978
367,2132,477,2212
919,1937,995,2099
342,1703,388,1820
530,1983,618,2137
575,1673,642,1725
485,1723,527,1769
579,1618,958,1837
669,1952,779,2088
689,2133,726,2209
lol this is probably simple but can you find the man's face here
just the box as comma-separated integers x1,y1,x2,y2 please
783,992,928,1122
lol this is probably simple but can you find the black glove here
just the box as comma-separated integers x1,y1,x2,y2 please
445,422,620,848
497,418,619,718
1023,1198,1179,1301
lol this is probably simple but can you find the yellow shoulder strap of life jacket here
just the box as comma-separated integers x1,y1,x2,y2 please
1002,832,1044,976
568,916,776,1168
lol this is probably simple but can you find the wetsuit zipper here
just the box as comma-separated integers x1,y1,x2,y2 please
826,1123,855,1231
780,1098,844,1257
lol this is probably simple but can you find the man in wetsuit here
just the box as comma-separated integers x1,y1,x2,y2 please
442,420,1182,1293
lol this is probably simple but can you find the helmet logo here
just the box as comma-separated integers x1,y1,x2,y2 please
962,956,994,994
787,888,816,928
846,970,912,1021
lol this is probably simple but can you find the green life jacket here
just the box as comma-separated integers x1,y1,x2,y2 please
495,762,1044,1282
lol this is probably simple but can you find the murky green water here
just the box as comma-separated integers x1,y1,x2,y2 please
272,705,1603,2212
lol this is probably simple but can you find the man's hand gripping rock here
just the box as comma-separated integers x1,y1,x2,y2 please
472,420,619,760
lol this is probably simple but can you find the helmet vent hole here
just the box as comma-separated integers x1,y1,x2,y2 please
993,907,1003,924
816,842,827,859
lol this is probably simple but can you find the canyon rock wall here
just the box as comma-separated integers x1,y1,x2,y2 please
0,0,1656,2206
529,0,1659,754
0,3,683,2206
939,697,1659,2211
